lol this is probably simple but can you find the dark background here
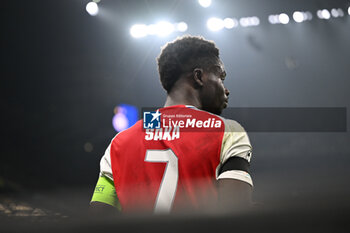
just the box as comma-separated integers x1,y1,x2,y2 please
1,0,350,231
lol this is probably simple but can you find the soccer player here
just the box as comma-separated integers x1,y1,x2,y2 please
90,36,253,214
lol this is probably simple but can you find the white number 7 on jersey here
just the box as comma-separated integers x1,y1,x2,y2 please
145,149,178,214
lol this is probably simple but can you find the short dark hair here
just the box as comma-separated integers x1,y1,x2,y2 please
157,35,220,93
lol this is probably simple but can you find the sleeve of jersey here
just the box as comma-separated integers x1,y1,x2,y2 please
217,119,253,186
90,143,121,210
99,144,114,180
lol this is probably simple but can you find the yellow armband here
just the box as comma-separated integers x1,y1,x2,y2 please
90,176,121,211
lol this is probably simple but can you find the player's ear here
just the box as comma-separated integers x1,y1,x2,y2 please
193,68,204,87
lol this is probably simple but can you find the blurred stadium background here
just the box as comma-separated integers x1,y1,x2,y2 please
1,0,350,232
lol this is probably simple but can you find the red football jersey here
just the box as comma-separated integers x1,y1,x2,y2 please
102,105,253,213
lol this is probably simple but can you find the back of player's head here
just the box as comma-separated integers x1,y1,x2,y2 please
157,35,220,93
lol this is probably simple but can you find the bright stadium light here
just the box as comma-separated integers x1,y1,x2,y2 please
293,11,305,23
207,17,224,31
131,21,180,38
223,18,237,29
305,11,313,20
331,8,339,17
239,18,248,27
147,24,157,35
279,13,290,24
176,22,188,32
239,16,260,27
130,24,148,38
321,9,331,19
348,6,350,15
268,15,278,24
331,8,344,18
329,8,344,18
198,0,212,8
86,2,99,16
155,21,174,37
251,16,260,26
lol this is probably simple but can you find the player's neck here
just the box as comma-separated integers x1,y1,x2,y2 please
164,85,201,109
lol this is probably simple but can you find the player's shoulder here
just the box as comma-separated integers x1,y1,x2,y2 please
219,117,246,133
191,107,244,129
188,107,247,132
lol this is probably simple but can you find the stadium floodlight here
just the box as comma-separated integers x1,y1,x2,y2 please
320,9,331,19
147,24,157,35
348,6,350,15
198,0,212,8
155,21,175,37
207,17,224,31
278,13,289,24
176,22,188,32
239,18,248,27
292,11,313,23
268,15,278,24
130,24,148,38
293,11,305,23
224,18,237,29
337,8,344,17
331,9,339,17
251,16,260,26
239,16,260,27
305,11,313,20
86,2,99,16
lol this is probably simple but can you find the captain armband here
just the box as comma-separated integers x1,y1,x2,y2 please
90,176,121,210
217,156,253,187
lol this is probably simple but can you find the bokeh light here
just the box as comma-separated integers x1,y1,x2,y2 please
86,2,99,16
198,0,212,8
207,17,224,31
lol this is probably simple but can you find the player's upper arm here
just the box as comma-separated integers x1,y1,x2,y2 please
216,119,253,211
217,119,253,186
99,144,114,180
90,143,121,211
215,119,253,211
90,175,121,210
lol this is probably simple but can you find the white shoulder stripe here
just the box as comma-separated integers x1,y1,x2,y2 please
217,170,253,187
100,143,114,181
